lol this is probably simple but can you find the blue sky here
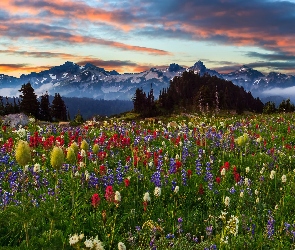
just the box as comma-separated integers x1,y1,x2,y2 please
0,0,295,77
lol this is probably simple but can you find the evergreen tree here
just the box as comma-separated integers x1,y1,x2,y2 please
263,101,277,114
51,93,67,121
132,88,147,113
0,96,4,115
40,91,52,121
19,82,40,118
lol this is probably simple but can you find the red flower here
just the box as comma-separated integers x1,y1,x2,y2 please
224,162,230,170
216,176,221,184
99,165,106,175
124,178,130,187
143,201,148,211
91,193,100,208
187,169,192,178
105,186,114,202
234,172,240,183
198,184,204,195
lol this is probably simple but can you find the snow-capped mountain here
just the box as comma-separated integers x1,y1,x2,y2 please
1,60,295,101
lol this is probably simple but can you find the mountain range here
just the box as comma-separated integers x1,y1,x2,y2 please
1,61,295,103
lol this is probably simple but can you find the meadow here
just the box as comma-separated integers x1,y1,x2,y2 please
1,113,295,249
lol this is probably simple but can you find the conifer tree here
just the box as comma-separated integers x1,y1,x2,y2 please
40,91,52,121
19,82,40,118
51,93,67,121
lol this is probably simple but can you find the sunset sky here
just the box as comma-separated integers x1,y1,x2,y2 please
1,0,295,77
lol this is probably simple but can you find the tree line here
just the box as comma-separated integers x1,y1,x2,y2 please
0,82,67,121
132,71,265,117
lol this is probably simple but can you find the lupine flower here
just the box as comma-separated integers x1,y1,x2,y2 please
50,146,64,170
15,140,31,167
70,142,79,154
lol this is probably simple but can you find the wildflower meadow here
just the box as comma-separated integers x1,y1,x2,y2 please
1,113,295,249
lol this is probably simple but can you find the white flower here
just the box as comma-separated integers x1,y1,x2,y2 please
154,186,161,197
270,170,276,180
118,242,126,250
244,178,249,186
80,149,86,157
115,191,121,202
281,174,287,183
245,167,250,173
240,191,244,198
24,165,29,172
33,163,41,173
92,236,104,250
224,196,230,206
260,167,265,174
79,233,84,240
255,189,259,195
256,197,259,203
84,238,94,248
175,154,179,160
85,170,90,181
69,233,79,245
143,192,151,202
221,168,226,176
174,186,179,193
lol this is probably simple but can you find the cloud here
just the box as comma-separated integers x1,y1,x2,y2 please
245,52,295,61
0,22,171,55
262,86,295,101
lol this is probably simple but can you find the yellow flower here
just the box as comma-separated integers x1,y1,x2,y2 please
50,146,64,170
66,147,76,164
15,140,31,167
80,139,89,151
93,144,99,154
70,142,79,155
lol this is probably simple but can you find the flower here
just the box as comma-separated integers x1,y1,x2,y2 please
105,186,115,202
240,191,244,198
70,142,79,154
118,242,126,250
245,167,250,173
174,186,179,193
69,233,79,245
66,147,76,163
92,236,104,250
220,168,226,176
92,144,99,154
80,139,89,151
115,191,121,202
143,192,151,202
281,174,287,183
154,186,161,197
270,170,276,180
91,193,100,208
15,140,31,167
33,163,40,173
50,146,64,170
224,196,230,206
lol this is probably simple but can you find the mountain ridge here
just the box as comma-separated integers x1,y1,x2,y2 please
1,60,295,102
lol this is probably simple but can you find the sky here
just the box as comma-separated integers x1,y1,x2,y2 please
1,0,295,78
